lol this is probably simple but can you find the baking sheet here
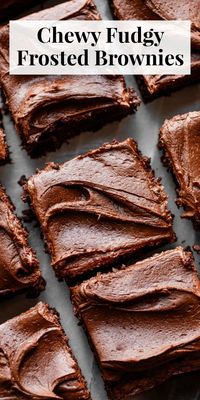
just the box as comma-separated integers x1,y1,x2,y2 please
0,0,200,399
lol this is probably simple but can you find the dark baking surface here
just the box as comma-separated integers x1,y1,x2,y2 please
0,0,39,22
0,0,199,399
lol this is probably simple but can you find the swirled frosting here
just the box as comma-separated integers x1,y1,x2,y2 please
0,302,90,399
24,139,174,281
159,111,200,227
0,185,44,298
72,247,200,399
0,0,140,156
110,0,161,20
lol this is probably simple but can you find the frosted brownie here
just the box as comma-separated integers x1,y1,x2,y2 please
110,0,200,101
0,0,140,156
23,138,175,281
159,111,200,227
72,247,200,399
0,185,44,297
0,302,90,399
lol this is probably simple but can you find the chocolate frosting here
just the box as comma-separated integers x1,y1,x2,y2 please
110,0,200,100
110,0,200,49
0,186,44,297
110,0,160,20
159,111,200,226
24,139,174,281
0,302,90,399
72,247,200,399
146,0,200,49
0,0,139,156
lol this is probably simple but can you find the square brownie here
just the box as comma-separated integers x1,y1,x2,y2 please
72,247,200,399
23,138,175,282
110,0,200,101
0,301,90,399
0,185,45,297
0,0,140,157
159,111,200,227
0,110,9,164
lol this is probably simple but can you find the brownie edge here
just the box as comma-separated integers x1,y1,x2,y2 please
0,185,45,298
0,110,9,165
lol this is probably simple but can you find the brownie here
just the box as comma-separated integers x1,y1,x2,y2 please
110,0,161,20
0,110,9,164
72,246,200,399
23,138,175,282
0,301,90,399
0,1,140,157
145,0,200,50
159,111,200,227
0,185,45,297
110,0,200,49
110,0,200,101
